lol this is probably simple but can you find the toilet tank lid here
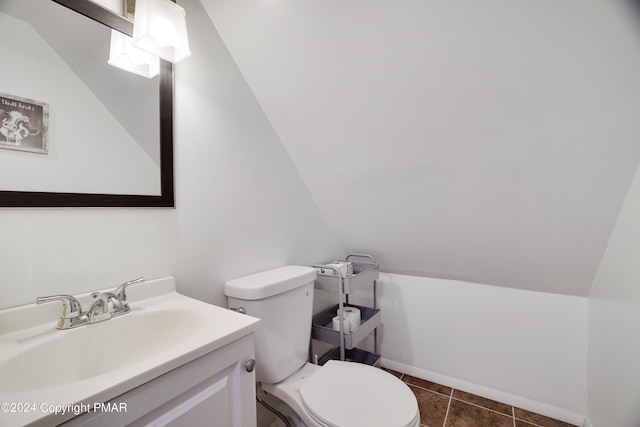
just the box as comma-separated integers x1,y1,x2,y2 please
224,266,317,300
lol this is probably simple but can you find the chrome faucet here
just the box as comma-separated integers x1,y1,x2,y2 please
87,292,114,323
37,277,145,329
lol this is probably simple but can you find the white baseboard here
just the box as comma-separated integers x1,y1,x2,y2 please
381,358,586,427
583,416,593,427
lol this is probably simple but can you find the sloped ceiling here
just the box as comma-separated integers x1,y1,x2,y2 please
199,0,640,296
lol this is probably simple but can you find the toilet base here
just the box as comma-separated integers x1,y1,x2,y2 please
260,391,306,427
261,363,325,427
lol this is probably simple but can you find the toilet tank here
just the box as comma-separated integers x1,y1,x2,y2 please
224,266,317,384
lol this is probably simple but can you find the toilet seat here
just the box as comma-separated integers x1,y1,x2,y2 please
299,361,419,427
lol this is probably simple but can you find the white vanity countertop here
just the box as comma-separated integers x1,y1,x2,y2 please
0,277,259,427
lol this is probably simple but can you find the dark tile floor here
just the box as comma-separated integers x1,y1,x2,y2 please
382,369,578,427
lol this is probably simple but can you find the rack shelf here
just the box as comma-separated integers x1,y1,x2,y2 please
315,262,379,294
317,347,381,367
311,254,380,367
312,304,380,350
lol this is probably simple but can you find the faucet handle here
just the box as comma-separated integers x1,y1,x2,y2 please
36,295,88,329
36,295,83,318
114,277,145,305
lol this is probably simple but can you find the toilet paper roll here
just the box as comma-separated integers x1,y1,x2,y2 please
326,263,348,277
339,307,361,330
332,315,351,333
330,261,354,277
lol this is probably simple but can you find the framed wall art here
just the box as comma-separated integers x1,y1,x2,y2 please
0,93,49,154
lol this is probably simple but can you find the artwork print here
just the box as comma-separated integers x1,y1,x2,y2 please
0,93,49,154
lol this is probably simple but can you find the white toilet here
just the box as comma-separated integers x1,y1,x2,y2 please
225,265,420,427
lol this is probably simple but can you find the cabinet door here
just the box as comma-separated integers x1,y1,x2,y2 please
66,334,256,427
134,363,238,426
163,372,232,426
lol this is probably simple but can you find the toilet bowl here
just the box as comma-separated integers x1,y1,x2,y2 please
225,266,420,427
263,361,420,427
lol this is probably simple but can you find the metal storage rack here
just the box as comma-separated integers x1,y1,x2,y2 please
311,254,381,367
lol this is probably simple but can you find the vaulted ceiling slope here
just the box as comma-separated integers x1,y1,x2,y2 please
200,0,640,296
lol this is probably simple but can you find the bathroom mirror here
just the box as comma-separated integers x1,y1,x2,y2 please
0,0,174,207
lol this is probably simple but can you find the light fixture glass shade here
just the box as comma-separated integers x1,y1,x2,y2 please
132,0,191,64
108,29,160,78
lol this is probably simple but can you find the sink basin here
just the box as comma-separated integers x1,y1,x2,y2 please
0,309,204,392
0,277,260,427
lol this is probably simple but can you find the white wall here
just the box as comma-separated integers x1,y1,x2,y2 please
204,0,640,298
172,0,343,307
352,273,588,424
588,163,640,426
0,209,177,309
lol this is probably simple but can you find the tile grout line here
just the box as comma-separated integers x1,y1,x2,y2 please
511,410,562,427
512,408,548,427
450,396,515,419
405,382,452,399
405,381,515,422
514,418,545,427
404,378,512,416
400,373,573,427
442,388,454,427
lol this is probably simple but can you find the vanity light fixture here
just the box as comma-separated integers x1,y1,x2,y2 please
132,0,191,64
108,29,160,78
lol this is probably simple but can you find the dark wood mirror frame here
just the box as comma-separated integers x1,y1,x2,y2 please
0,0,174,208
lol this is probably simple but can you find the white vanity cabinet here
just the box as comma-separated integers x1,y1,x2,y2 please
65,333,256,427
0,278,260,427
